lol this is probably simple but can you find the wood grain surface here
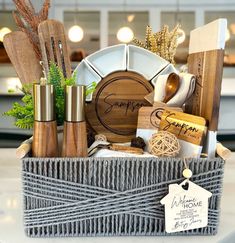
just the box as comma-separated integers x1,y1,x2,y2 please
61,121,88,157
159,109,207,146
0,42,10,63
137,102,183,130
3,31,42,84
185,49,224,131
86,71,154,143
136,102,182,147
108,144,144,155
38,19,71,78
32,121,58,157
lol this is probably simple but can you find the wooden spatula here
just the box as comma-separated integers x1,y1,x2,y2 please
3,31,42,85
185,19,227,158
38,19,71,78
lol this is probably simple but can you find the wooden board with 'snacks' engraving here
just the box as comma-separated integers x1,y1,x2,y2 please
85,71,153,142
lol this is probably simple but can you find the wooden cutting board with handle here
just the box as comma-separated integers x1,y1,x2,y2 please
86,71,153,143
38,19,71,78
185,19,227,158
3,31,42,85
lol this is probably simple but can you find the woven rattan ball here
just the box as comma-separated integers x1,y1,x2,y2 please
148,131,180,157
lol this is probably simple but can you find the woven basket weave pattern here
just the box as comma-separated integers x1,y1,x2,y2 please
22,157,224,237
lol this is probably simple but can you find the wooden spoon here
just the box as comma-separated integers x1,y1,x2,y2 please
3,31,42,85
38,19,71,78
162,72,180,103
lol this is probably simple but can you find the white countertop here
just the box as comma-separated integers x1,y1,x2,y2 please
221,78,235,96
0,149,234,243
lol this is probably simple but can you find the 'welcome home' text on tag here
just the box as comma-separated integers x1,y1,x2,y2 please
160,180,212,233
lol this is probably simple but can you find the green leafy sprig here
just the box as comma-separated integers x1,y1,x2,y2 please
47,62,67,125
4,63,97,129
4,84,34,129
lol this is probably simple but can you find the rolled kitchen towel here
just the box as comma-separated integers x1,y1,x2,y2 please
93,148,154,158
154,72,196,107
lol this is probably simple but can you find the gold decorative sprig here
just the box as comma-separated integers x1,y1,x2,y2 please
133,24,180,64
12,0,50,61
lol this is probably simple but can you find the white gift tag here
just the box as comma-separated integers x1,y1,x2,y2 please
160,180,212,233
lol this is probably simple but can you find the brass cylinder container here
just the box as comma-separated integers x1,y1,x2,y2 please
33,84,55,122
65,85,86,122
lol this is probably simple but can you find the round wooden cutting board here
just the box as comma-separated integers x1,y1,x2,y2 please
86,71,153,142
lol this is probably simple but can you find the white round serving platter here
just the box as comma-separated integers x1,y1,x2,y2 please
73,44,173,101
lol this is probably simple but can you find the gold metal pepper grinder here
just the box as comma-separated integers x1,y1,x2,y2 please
61,85,88,157
32,84,59,157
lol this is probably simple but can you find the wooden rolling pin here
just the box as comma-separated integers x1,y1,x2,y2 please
216,142,231,160
16,137,33,159
16,127,64,159
16,137,230,160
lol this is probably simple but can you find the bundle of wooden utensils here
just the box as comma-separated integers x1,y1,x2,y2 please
3,0,231,161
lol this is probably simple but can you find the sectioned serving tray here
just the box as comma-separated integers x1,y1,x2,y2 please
74,44,173,143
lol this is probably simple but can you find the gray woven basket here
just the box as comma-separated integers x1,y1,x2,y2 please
22,157,224,237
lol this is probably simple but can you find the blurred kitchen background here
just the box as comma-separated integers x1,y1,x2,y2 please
0,0,235,149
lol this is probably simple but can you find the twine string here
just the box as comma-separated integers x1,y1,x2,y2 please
23,170,222,228
149,131,180,157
